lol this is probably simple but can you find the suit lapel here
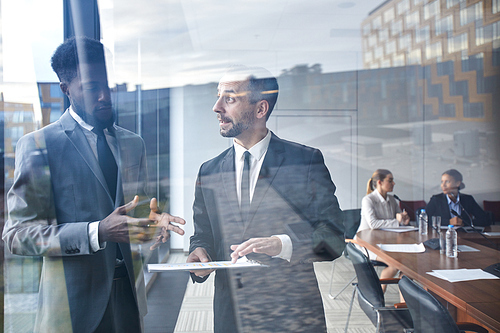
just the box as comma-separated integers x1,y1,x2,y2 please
59,111,115,205
220,148,244,224
243,134,285,233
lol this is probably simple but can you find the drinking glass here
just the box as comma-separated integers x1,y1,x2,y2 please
432,216,441,232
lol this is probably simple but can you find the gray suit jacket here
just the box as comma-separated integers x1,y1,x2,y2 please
3,111,148,333
189,132,344,332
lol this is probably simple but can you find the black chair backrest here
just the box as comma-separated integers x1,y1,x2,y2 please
400,200,426,221
484,200,500,222
343,208,361,239
345,242,385,325
399,276,460,333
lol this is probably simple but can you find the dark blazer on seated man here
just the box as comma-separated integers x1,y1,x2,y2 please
426,192,490,227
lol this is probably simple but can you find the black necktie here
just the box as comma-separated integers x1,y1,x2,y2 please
93,127,118,203
93,127,122,261
240,151,251,221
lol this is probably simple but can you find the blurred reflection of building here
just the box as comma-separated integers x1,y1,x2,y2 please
29,83,171,206
1,94,36,185
112,84,171,207
360,0,500,122
38,82,65,127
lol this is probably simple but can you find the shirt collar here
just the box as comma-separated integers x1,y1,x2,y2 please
446,192,460,205
375,190,389,203
233,129,271,162
69,106,94,132
69,106,115,134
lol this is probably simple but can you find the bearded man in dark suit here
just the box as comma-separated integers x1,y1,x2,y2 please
187,66,345,332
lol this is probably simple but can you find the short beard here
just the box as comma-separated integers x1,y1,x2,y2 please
220,122,248,138
73,105,115,130
219,111,254,138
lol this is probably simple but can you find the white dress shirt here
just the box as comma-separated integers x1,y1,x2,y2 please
446,193,461,217
356,190,402,260
232,130,292,261
69,107,117,253
358,190,402,232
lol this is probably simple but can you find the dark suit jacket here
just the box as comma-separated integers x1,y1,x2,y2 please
426,192,490,227
3,111,148,333
189,132,344,332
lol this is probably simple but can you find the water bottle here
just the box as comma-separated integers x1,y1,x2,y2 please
419,209,428,235
446,225,458,258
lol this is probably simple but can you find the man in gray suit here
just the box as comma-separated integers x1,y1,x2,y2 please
187,66,344,332
3,37,185,333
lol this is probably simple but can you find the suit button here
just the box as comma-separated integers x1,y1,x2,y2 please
75,249,80,253
65,250,71,254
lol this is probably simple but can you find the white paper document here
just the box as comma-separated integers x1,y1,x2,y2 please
427,269,500,282
377,243,426,253
457,245,480,252
483,232,500,237
147,256,267,272
380,226,418,233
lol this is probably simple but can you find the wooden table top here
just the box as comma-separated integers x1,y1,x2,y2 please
355,228,500,332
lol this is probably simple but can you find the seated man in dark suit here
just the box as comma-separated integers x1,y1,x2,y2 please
426,169,490,227
3,37,185,333
187,66,345,332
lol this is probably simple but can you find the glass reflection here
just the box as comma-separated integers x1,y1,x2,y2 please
1,0,499,332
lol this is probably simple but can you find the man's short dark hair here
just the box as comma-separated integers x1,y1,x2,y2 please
247,74,279,120
51,36,106,83
224,66,279,120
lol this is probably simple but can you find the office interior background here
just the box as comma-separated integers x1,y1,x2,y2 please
1,0,499,331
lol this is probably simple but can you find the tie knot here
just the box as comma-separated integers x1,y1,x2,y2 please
244,151,251,161
92,127,105,137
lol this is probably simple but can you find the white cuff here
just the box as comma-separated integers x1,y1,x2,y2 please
272,234,292,262
89,221,106,253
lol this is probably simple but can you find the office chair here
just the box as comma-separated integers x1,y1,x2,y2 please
483,200,500,224
344,242,412,333
398,276,488,333
398,200,426,222
328,209,387,299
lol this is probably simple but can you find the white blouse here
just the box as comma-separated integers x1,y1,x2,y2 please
358,190,401,232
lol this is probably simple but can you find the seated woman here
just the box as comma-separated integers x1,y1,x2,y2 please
426,169,490,227
357,169,410,292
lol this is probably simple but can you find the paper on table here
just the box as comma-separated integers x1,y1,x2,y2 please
377,243,426,253
457,245,480,252
147,256,268,272
380,226,418,233
483,232,500,237
427,269,499,282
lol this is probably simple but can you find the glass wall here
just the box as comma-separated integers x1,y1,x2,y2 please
2,0,499,332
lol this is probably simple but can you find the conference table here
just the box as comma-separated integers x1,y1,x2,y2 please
355,227,500,332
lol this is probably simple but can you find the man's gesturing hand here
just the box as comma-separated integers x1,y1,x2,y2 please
149,198,186,250
98,195,156,244
230,236,282,263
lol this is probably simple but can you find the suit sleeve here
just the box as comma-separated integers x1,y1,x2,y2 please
3,133,91,257
307,149,345,258
188,169,218,284
189,169,216,261
463,195,490,226
308,150,344,229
